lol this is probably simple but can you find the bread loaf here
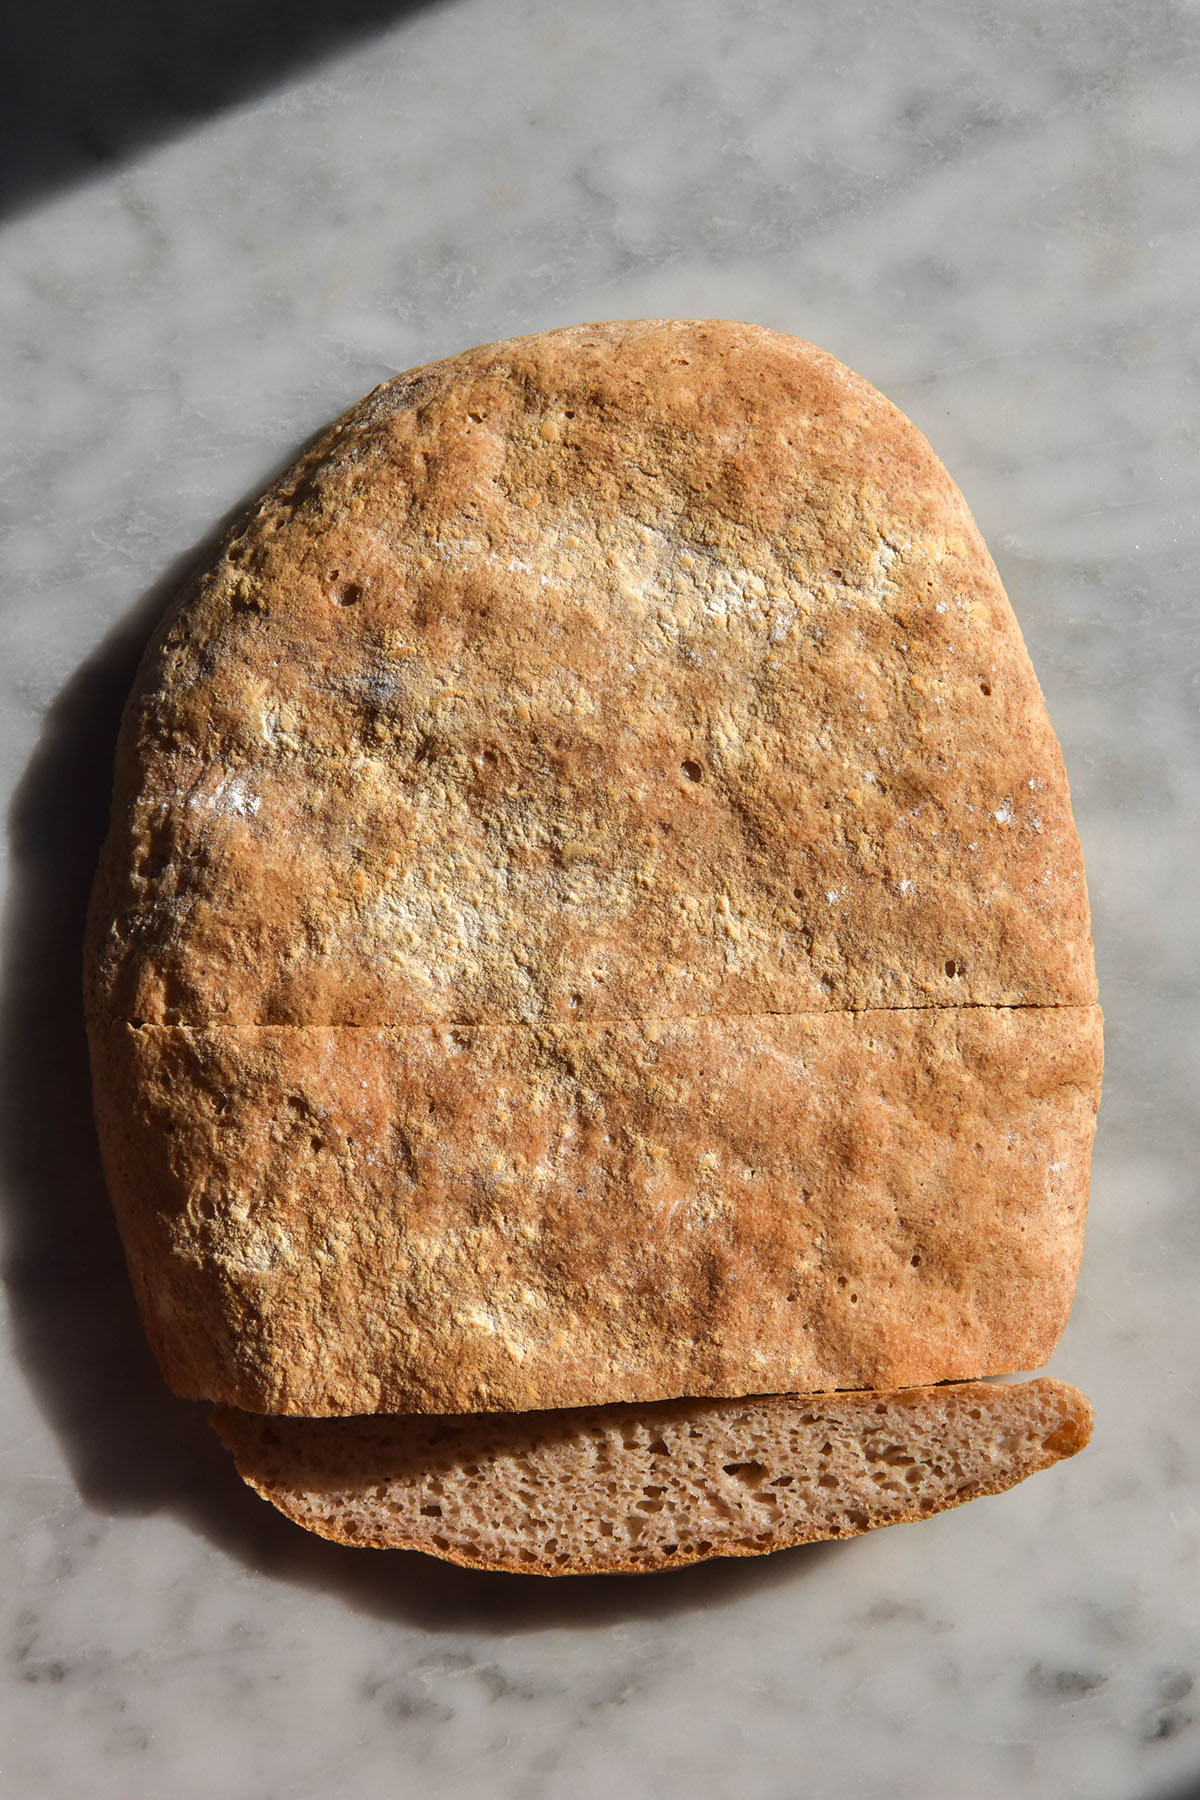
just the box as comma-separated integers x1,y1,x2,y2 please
85,321,1101,1566
85,320,1101,1422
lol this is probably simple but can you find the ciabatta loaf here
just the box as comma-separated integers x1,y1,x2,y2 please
84,321,1101,1423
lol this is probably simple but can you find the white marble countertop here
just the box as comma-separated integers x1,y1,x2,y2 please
2,3,1197,1795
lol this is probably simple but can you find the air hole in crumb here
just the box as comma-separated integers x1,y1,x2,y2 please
836,1275,847,1288
980,681,992,696
330,580,363,607
420,1503,442,1517
910,1253,922,1267
681,760,703,783
849,1292,858,1304
723,1461,769,1489
945,958,962,977
467,411,484,423
568,993,582,1009
647,1438,669,1456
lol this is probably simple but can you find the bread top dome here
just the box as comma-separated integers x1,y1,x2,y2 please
86,319,1095,1030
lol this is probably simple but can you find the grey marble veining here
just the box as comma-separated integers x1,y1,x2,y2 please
2,2,1198,1796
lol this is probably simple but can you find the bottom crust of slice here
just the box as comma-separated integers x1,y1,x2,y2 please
211,1378,1092,1575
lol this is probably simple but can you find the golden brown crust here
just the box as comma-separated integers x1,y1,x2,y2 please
84,321,1101,1427
90,1004,1100,1415
86,320,1094,1029
210,1378,1095,1573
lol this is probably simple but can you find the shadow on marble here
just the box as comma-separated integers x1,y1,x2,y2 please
212,1471,847,1633
0,491,272,1540
2,0,444,221
0,465,850,1632
1152,1775,1200,1800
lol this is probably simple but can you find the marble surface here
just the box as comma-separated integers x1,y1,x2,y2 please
2,2,1198,1795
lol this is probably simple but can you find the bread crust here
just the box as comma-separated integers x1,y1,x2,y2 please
89,1004,1100,1415
86,320,1094,1029
84,321,1101,1422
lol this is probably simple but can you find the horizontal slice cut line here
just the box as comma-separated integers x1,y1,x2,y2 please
213,1376,1065,1421
110,1000,1101,1032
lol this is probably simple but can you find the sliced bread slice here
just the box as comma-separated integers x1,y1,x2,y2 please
211,1377,1092,1575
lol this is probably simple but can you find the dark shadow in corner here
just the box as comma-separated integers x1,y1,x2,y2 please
0,449,849,1633
1,0,446,222
1147,1772,1200,1800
